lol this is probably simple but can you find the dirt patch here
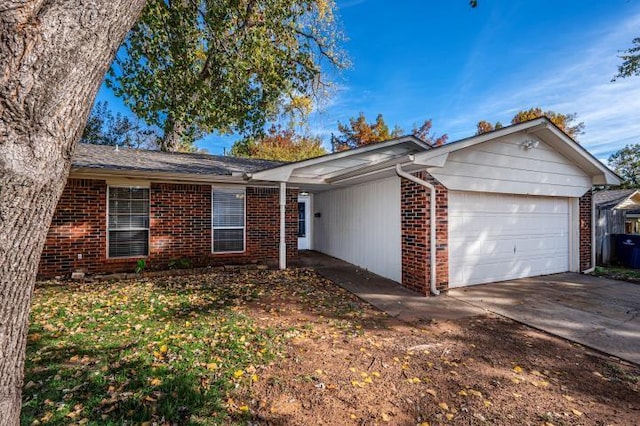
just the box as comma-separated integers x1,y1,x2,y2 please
234,270,640,425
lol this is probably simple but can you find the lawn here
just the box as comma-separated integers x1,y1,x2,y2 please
25,269,639,425
593,266,640,284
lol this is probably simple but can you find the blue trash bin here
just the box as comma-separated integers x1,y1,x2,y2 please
614,234,640,267
630,247,640,270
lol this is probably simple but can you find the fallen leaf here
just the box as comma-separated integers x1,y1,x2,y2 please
438,402,449,411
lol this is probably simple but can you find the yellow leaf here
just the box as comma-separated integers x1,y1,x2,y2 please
418,423,430,426
159,344,168,353
512,393,522,398
206,362,218,370
513,365,523,373
483,400,492,407
360,372,369,378
511,377,521,384
371,372,381,377
315,369,323,375
349,414,357,419
468,389,483,398
438,402,449,411
445,413,454,420
251,374,259,382
239,405,249,412
571,409,583,417
233,370,245,378
349,367,356,373
381,413,391,422
149,377,162,386
457,390,468,396
562,394,574,402
363,377,373,384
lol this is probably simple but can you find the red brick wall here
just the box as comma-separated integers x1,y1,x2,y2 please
579,189,593,271
38,179,298,278
38,179,107,277
400,171,448,296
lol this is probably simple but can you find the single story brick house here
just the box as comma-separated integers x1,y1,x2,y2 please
39,117,621,295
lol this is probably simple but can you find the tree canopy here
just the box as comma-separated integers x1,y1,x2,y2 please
614,37,640,80
107,0,347,152
476,108,585,139
330,113,402,151
608,144,640,188
230,125,327,161
330,113,446,151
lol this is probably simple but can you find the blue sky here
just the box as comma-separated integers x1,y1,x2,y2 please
97,0,640,161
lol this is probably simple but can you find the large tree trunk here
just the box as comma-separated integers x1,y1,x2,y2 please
0,1,146,423
160,114,187,152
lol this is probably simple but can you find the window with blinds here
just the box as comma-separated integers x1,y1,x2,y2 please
108,187,149,258
212,188,245,253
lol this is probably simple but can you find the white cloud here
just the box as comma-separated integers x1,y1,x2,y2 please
442,10,640,159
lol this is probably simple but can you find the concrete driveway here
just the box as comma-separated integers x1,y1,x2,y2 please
448,273,640,365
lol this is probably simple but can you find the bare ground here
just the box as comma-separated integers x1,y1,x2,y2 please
234,269,639,426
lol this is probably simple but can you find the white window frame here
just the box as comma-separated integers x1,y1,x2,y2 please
212,186,246,254
106,185,150,259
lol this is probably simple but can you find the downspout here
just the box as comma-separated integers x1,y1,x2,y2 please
279,181,287,270
395,163,440,296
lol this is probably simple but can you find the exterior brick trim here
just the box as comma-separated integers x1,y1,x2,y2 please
38,179,298,277
400,171,448,296
579,189,593,271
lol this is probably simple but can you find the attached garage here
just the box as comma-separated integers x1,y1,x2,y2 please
448,192,574,287
249,117,621,296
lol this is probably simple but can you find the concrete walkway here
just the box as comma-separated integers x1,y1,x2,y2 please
448,273,640,365
296,251,484,321
297,251,640,365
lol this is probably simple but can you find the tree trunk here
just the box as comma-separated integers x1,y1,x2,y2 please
0,1,146,423
160,114,187,152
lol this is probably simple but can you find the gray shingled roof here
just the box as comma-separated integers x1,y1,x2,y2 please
72,143,283,176
593,189,638,207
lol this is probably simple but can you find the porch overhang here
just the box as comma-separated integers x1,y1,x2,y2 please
245,135,434,189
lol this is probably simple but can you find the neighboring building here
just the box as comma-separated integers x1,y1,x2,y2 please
39,117,621,295
594,189,640,265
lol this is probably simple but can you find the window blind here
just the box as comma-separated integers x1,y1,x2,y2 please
108,187,149,258
213,188,245,253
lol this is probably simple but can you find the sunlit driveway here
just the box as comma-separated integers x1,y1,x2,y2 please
448,273,640,365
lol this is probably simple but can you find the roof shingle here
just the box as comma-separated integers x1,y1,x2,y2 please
72,143,283,176
593,189,638,207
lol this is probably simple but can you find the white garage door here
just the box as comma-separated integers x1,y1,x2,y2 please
449,191,570,287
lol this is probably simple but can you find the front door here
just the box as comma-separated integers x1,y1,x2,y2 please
298,196,310,250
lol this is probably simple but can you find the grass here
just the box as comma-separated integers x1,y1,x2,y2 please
593,265,640,282
23,276,281,425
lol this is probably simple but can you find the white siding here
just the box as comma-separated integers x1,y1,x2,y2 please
314,176,401,281
429,134,592,197
449,191,570,287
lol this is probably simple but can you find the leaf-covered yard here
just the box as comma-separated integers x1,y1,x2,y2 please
25,270,639,425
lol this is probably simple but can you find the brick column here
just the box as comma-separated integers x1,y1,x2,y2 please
579,189,593,271
400,171,448,296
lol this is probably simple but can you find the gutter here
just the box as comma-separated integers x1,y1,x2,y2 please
395,162,440,296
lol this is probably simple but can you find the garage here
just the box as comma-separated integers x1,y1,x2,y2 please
250,118,620,296
449,191,572,287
